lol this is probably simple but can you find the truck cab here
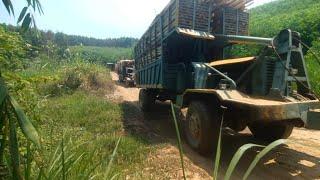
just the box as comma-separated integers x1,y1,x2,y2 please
116,60,135,87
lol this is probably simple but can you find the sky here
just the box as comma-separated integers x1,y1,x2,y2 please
0,0,274,39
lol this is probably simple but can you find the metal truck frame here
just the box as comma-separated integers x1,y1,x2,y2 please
134,0,320,154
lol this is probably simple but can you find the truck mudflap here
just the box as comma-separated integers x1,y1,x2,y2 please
306,109,320,130
181,89,320,129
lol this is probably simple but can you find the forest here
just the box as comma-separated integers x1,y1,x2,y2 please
0,0,320,179
2,23,138,48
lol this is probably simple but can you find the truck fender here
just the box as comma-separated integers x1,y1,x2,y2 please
175,90,222,108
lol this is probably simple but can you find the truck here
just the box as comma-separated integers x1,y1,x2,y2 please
134,0,320,154
106,63,115,71
115,60,135,87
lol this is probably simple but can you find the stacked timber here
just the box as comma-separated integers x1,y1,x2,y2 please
211,7,250,35
135,0,252,68
204,0,254,10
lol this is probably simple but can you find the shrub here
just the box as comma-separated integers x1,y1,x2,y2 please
305,39,320,95
37,61,114,97
0,26,26,71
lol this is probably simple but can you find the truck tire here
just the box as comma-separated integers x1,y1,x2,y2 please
248,122,294,142
184,101,220,155
139,89,155,112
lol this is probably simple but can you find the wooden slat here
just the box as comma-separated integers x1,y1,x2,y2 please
202,0,253,9
135,0,250,68
209,57,255,67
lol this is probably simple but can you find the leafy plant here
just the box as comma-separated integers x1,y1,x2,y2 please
2,0,43,30
305,39,320,95
170,103,186,180
0,26,26,71
0,77,40,179
0,2,43,178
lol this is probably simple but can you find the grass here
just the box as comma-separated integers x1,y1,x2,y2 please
305,39,320,95
1,54,152,179
170,103,186,180
306,60,320,96
33,91,151,179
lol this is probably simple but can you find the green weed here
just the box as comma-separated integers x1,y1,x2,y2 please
32,91,150,179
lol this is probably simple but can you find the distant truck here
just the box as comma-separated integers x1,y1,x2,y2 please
106,63,115,71
134,0,320,154
116,60,135,87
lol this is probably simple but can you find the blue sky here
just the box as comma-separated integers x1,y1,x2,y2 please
0,0,274,38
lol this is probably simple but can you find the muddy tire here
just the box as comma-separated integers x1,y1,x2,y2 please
139,89,155,112
184,101,220,155
249,122,294,142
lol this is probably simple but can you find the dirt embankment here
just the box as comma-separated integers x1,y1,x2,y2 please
110,72,320,180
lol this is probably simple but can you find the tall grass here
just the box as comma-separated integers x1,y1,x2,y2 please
26,134,122,179
170,103,186,180
33,91,151,179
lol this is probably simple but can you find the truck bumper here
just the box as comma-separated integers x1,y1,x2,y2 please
244,101,320,129
181,89,320,129
216,90,320,129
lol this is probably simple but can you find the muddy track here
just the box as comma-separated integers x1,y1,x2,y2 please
110,72,320,180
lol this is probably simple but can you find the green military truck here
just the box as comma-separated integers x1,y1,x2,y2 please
116,60,135,87
134,0,320,154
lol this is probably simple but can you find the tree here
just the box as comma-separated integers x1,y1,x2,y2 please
2,0,43,30
1,1,43,179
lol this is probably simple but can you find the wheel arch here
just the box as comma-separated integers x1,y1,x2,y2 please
176,90,248,132
177,90,222,108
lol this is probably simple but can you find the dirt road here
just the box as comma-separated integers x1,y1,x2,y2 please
110,72,320,180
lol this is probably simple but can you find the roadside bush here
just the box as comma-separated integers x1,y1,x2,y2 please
38,60,114,96
0,26,26,71
305,39,320,95
64,70,82,90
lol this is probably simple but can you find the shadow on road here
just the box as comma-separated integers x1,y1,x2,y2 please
119,100,320,180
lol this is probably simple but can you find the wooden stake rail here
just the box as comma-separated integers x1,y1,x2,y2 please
135,0,251,68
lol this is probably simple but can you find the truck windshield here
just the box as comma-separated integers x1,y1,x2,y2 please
127,69,133,73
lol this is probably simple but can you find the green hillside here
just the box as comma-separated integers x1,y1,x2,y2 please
250,0,320,46
249,0,320,94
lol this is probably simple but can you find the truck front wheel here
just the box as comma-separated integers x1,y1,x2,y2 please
185,101,220,155
249,122,294,142
139,89,155,112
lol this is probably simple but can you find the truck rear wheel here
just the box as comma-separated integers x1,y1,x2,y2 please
139,89,155,112
249,122,294,142
184,101,220,155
